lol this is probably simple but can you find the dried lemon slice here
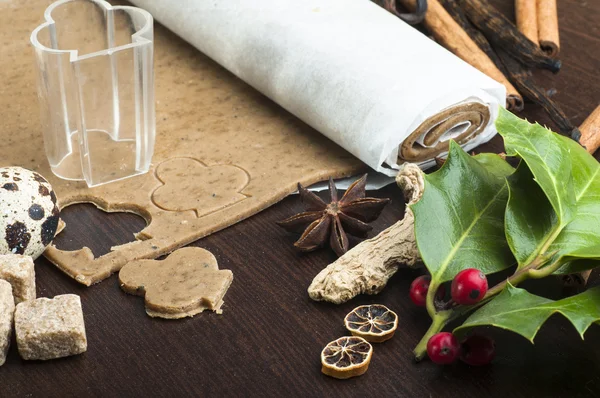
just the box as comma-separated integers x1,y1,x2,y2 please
321,336,373,379
344,304,398,343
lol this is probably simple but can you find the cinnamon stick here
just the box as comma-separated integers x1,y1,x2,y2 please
579,105,600,154
437,0,578,139
397,0,523,111
437,0,523,111
458,0,561,73
537,0,560,57
515,0,539,44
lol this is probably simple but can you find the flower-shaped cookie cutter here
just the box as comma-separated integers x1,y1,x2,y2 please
31,0,155,187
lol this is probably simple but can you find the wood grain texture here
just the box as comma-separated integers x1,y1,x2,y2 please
2,0,600,396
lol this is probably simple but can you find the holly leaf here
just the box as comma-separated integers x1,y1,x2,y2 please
412,141,515,284
472,153,515,180
454,284,600,342
496,110,600,273
497,108,575,228
546,136,600,264
504,162,557,268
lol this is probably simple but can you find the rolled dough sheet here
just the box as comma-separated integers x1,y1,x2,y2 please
0,0,363,285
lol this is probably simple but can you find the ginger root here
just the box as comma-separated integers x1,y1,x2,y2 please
308,164,424,304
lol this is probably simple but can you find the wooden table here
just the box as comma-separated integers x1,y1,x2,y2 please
3,1,600,396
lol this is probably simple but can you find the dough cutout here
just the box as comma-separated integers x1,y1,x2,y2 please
119,247,233,319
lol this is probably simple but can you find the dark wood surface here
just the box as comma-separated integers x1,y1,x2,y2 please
2,0,600,396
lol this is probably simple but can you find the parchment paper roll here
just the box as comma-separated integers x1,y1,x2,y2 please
130,0,506,175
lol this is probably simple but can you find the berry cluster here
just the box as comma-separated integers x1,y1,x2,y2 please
409,268,495,365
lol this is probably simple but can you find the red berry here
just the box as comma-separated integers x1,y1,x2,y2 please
409,276,430,306
427,332,460,365
436,284,447,302
410,276,446,307
460,335,495,366
451,268,488,305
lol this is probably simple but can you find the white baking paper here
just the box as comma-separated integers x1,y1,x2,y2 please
130,0,506,176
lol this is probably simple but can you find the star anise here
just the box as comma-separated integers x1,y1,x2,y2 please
277,174,390,256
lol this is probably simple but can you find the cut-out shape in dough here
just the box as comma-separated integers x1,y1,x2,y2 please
152,158,250,218
53,203,147,257
119,247,233,319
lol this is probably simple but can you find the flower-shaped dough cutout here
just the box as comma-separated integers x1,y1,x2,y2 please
119,247,233,319
152,158,250,218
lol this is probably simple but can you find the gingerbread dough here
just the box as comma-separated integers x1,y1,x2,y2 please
119,247,233,319
0,0,363,285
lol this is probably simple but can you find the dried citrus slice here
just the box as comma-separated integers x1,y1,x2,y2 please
321,336,373,379
344,304,398,343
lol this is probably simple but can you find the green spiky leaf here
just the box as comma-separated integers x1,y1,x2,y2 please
412,142,515,284
504,162,557,268
497,109,600,273
455,284,600,342
497,109,575,226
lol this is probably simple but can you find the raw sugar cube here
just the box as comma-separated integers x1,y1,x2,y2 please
0,280,15,366
0,254,35,304
15,294,87,361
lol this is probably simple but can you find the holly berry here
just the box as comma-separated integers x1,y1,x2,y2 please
409,275,446,307
409,276,446,307
460,335,495,366
427,332,460,365
409,275,430,306
451,268,488,305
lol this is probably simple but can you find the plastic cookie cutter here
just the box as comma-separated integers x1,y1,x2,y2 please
31,0,155,187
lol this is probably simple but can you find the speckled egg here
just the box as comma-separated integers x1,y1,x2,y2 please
0,167,59,259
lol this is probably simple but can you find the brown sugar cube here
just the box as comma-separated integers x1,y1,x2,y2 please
0,254,36,304
15,294,87,361
0,280,15,366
